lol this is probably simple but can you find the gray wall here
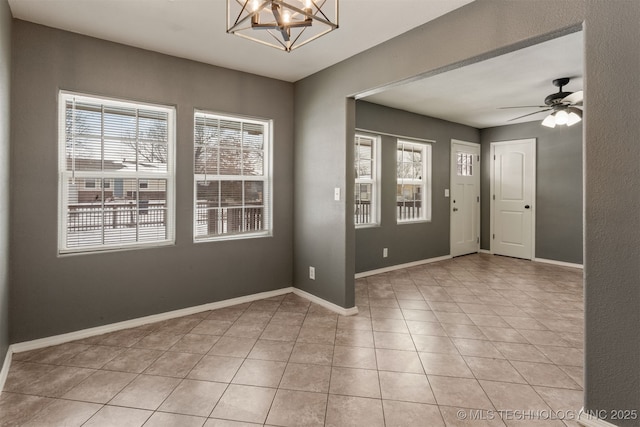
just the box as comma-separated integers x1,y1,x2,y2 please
583,1,640,421
480,121,583,264
0,0,11,363
355,101,479,273
10,21,294,343
294,0,638,422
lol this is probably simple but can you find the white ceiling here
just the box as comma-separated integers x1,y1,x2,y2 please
361,31,584,129
8,0,474,82
8,0,583,129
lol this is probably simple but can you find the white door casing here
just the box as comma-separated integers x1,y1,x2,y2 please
450,140,480,257
490,139,536,260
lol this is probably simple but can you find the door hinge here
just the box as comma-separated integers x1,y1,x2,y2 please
492,234,495,239
492,194,495,200
477,155,480,162
477,237,479,244
477,196,480,202
493,155,496,160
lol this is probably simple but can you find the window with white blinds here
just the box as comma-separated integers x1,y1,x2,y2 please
58,92,175,254
194,111,272,241
354,134,379,226
397,140,431,222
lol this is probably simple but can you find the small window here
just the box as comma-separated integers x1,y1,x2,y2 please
397,140,431,222
354,134,380,226
457,152,474,176
194,111,272,241
58,91,175,254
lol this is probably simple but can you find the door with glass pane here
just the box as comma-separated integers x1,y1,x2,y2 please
450,140,480,257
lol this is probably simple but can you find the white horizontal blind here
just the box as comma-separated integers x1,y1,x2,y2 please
59,92,175,253
397,140,431,222
194,111,271,241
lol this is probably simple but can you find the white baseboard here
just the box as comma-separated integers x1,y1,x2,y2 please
479,249,491,254
534,257,583,269
293,288,358,316
1,284,360,391
10,287,295,354
578,409,620,427
355,255,452,278
0,347,12,393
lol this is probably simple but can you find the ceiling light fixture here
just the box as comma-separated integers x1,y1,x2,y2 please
541,106,583,128
540,78,583,128
227,0,339,52
503,78,583,128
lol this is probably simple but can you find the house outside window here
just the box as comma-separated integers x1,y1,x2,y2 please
354,133,380,226
58,91,175,254
194,111,272,241
397,140,431,222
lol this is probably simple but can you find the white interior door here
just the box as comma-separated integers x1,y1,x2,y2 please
490,139,535,260
450,140,480,257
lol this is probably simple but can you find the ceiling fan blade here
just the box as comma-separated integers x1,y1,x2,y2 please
563,90,583,105
498,106,548,109
507,108,552,122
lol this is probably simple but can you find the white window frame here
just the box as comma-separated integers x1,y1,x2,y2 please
354,133,381,227
58,91,176,254
193,110,273,242
396,140,432,223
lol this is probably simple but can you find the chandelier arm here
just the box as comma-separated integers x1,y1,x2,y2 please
310,0,333,24
279,1,337,28
234,31,287,51
265,29,289,49
229,11,260,33
269,5,291,41
288,25,308,49
288,27,333,50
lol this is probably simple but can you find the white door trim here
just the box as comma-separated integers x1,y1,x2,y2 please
490,138,536,259
450,139,480,257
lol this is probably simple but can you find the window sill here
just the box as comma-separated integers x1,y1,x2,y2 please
356,223,380,230
58,240,175,257
194,230,272,243
397,219,431,225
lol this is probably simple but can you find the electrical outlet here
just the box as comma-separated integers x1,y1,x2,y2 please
334,187,341,201
383,248,388,258
309,266,315,280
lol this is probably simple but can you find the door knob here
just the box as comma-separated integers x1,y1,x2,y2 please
524,205,530,209
453,207,458,212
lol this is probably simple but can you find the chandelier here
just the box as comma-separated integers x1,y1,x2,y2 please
227,0,339,52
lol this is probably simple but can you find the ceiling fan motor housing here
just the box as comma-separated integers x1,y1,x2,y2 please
545,77,573,106
545,91,572,106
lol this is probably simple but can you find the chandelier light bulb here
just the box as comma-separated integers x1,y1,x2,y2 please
251,0,260,11
282,10,291,24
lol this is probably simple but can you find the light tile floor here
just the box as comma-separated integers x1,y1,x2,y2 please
0,254,584,426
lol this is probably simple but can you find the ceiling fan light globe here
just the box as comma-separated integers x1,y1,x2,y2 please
567,111,582,126
555,109,569,125
541,114,557,128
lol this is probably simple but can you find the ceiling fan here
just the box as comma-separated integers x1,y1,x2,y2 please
501,77,583,127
